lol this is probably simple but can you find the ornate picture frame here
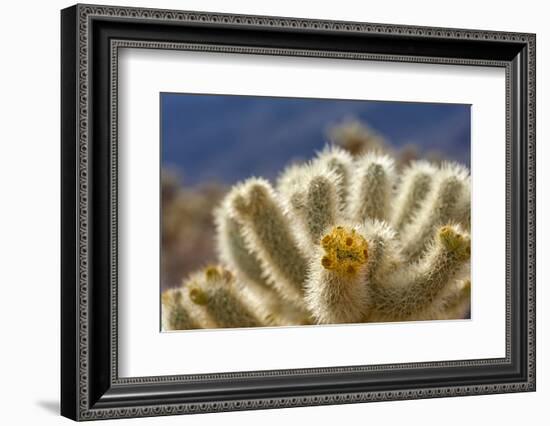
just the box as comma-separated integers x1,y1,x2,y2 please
61,4,535,420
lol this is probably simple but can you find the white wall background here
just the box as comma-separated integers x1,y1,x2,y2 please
0,0,546,424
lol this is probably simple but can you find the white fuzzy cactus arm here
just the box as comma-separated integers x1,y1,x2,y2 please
226,178,308,303
361,219,403,286
453,184,471,231
391,161,436,231
215,206,270,289
161,289,200,331
400,163,470,259
367,224,471,322
348,153,396,223
186,266,262,329
436,278,471,320
312,146,354,209
305,225,370,324
278,163,340,248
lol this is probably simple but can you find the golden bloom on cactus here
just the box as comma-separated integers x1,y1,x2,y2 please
319,226,368,276
305,224,372,324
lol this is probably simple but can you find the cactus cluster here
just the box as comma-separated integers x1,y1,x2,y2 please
162,144,471,331
328,119,444,167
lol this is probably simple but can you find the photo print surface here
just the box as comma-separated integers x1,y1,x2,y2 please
160,93,471,331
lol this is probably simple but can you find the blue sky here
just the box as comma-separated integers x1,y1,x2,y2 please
161,93,470,186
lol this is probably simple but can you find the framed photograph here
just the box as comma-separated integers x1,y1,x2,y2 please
61,4,536,421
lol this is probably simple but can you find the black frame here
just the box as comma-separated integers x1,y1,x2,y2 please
61,4,536,421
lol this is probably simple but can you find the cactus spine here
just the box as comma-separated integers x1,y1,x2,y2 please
163,142,471,331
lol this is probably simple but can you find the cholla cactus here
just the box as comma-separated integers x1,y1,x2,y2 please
328,119,387,156
162,144,471,330
328,119,445,169
162,264,311,330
